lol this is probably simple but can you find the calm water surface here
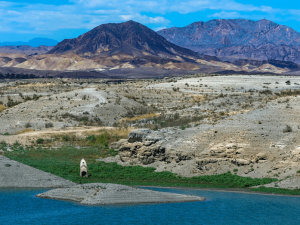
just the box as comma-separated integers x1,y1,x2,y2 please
1,187,300,225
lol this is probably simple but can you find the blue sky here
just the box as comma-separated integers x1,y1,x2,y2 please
1,0,300,42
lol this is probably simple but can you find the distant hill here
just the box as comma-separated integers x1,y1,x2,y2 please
0,45,53,55
158,19,300,63
0,38,58,47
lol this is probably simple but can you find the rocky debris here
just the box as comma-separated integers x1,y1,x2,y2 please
0,156,75,188
36,183,205,205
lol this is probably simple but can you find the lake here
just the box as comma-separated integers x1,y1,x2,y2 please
1,187,300,225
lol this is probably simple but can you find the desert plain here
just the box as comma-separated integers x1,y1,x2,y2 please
1,74,300,190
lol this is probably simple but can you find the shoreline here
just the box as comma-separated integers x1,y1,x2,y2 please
1,184,300,198
137,186,300,198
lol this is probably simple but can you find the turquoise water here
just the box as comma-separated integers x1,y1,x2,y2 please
1,187,300,225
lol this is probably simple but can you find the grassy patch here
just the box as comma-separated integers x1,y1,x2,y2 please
49,130,129,147
0,104,6,113
121,113,159,122
17,128,35,134
2,143,277,188
251,187,300,195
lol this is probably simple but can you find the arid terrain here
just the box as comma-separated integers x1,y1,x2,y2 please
1,74,300,189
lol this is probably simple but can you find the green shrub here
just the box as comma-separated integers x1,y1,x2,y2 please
36,139,44,144
25,122,32,128
283,125,292,133
62,135,71,142
86,132,110,147
45,123,54,128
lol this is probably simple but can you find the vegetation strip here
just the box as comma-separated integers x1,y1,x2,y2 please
1,140,276,189
1,131,300,195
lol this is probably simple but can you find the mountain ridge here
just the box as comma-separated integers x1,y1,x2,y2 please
158,19,300,63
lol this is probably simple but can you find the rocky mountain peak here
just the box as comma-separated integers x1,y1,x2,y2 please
48,20,197,58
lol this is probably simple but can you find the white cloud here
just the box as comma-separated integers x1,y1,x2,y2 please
155,27,167,31
208,11,244,19
0,0,299,35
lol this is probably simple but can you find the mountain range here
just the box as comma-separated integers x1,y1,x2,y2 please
1,19,300,77
158,19,300,64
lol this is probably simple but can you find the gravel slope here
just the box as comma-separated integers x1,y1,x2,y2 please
0,155,75,188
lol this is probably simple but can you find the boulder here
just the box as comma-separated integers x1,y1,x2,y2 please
128,129,152,143
256,152,267,162
142,132,164,146
110,139,127,150
196,158,219,170
231,159,250,166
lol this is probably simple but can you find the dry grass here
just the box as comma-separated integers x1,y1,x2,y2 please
83,127,133,137
0,104,6,113
17,128,35,134
228,110,250,116
120,113,159,122
190,95,205,103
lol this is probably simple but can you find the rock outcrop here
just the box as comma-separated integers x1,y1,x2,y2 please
111,129,255,171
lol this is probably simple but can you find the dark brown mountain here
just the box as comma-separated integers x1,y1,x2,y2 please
48,20,198,59
158,19,300,64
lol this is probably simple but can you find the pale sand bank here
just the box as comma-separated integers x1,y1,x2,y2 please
37,183,205,205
